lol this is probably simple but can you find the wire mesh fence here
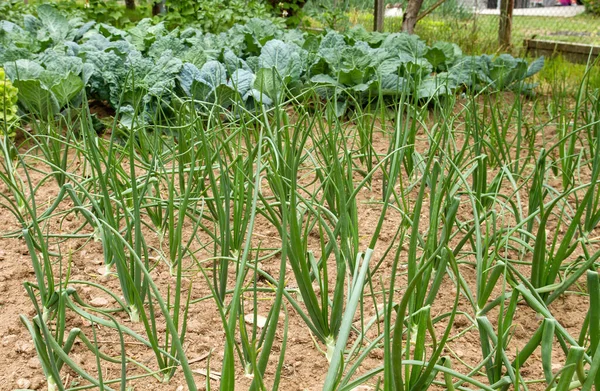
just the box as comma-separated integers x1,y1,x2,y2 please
418,0,600,50
335,0,600,53
415,2,599,52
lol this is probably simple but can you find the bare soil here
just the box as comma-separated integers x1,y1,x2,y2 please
0,96,591,391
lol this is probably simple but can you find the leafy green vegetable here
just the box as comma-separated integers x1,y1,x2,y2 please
0,6,546,124
5,57,85,117
12,78,59,118
36,4,71,44
49,72,85,107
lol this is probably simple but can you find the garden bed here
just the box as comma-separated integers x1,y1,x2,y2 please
1,5,600,391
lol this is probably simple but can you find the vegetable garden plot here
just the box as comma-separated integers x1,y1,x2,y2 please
0,5,544,130
1,86,600,389
1,5,600,391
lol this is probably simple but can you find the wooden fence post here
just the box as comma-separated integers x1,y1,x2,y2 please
374,0,385,32
498,0,514,48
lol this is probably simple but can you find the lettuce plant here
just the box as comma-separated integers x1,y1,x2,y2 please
0,67,18,138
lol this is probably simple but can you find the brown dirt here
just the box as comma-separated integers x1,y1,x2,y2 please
0,95,593,391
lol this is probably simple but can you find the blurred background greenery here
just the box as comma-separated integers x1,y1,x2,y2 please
1,0,598,57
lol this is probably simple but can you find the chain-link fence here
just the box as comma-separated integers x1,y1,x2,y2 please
339,0,599,53
411,0,597,52
445,0,595,48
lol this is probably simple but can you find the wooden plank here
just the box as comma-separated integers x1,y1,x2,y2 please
524,39,600,64
526,40,600,55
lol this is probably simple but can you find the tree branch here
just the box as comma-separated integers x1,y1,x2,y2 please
417,0,448,22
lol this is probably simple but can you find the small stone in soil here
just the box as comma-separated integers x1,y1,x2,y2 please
16,378,31,389
90,297,109,307
15,340,33,353
30,377,44,389
244,314,267,328
2,334,17,346
28,356,41,369
187,320,201,333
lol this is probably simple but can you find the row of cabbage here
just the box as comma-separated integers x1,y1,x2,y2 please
0,4,544,125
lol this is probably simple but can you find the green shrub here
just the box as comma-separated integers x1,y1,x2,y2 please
0,68,18,138
28,0,148,29
0,0,34,23
162,0,276,32
267,0,308,26
85,0,149,28
305,1,352,30
583,0,600,15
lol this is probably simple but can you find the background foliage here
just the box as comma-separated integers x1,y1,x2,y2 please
583,0,600,14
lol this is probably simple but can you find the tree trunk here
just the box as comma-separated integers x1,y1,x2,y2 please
152,1,165,16
401,0,426,34
125,0,135,10
374,0,385,32
498,0,514,48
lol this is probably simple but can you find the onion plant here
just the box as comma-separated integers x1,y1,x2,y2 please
5,49,600,391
